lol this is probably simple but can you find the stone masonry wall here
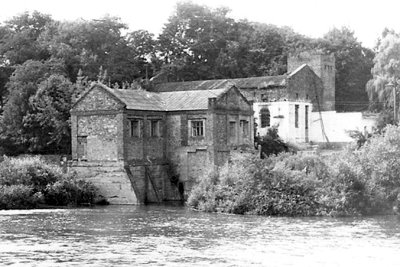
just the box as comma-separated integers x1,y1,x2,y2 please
74,87,123,111
77,114,119,161
72,161,138,204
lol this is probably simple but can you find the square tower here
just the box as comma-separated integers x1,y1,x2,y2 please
288,51,335,111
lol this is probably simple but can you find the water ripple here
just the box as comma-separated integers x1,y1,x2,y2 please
1,206,400,266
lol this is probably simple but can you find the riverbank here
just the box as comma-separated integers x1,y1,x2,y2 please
188,125,400,217
0,156,99,209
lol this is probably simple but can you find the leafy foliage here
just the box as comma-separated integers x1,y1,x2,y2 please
318,27,374,111
189,125,400,216
0,156,99,209
366,30,400,111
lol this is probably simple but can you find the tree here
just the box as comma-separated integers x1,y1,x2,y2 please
39,16,152,84
0,59,66,154
366,30,400,112
0,11,52,65
157,2,236,81
23,74,78,153
318,27,374,111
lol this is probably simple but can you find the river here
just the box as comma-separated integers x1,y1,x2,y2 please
0,205,400,266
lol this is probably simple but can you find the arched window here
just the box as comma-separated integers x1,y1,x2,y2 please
260,108,270,128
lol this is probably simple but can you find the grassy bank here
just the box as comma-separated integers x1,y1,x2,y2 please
188,125,400,217
0,156,99,209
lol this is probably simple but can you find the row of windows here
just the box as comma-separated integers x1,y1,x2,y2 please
128,119,250,139
129,119,161,137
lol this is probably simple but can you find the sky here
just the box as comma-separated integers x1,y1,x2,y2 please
0,0,399,48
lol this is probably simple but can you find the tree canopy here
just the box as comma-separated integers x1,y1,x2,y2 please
0,3,378,154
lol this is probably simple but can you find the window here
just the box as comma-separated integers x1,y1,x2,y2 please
129,119,141,137
295,105,299,128
191,120,204,137
77,136,87,160
305,105,309,130
260,108,270,128
150,120,160,137
240,120,249,137
229,121,236,142
261,94,268,102
295,93,299,99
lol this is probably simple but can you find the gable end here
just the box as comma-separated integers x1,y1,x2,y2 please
72,83,126,112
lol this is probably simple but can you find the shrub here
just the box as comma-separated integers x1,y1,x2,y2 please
0,185,44,210
0,156,60,190
189,126,400,217
188,153,322,216
0,156,99,209
256,127,295,158
44,175,98,206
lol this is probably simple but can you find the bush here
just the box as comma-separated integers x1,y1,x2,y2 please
188,154,322,216
0,156,60,189
256,127,295,158
189,125,400,216
45,175,98,206
0,185,44,210
0,156,99,209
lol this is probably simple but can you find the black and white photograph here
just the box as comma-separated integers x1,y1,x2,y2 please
0,0,399,266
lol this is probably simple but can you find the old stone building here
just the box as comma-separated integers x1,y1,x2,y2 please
70,83,254,204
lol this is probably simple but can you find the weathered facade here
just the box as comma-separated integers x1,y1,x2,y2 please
154,64,324,143
71,83,254,204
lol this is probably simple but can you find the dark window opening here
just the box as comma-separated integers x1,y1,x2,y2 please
240,120,249,137
229,121,236,143
150,120,160,137
261,94,268,102
295,105,299,128
130,119,141,137
260,108,270,128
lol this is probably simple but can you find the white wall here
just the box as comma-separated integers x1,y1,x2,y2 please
310,111,377,143
254,101,312,143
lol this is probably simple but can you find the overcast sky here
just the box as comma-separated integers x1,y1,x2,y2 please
0,0,399,48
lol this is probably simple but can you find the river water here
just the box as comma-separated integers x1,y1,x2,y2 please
1,205,400,267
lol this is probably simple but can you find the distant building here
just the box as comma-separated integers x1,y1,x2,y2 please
70,83,254,204
153,51,376,145
154,63,325,144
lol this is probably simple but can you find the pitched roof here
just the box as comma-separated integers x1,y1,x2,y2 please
159,89,227,111
94,84,230,111
108,88,165,111
154,75,287,92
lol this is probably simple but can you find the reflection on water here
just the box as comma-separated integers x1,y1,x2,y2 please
1,205,400,266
